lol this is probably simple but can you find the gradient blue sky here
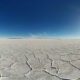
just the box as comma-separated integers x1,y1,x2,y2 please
0,0,80,37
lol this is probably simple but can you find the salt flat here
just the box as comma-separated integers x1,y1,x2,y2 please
0,39,80,80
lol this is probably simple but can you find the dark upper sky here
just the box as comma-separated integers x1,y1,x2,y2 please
0,0,80,37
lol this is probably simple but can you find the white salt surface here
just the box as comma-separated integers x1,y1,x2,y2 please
0,39,80,80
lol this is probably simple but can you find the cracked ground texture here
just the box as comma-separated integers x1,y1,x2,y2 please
0,39,80,80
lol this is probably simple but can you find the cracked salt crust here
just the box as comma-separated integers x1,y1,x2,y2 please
0,39,80,80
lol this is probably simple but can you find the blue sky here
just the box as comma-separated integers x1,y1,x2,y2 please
0,0,80,37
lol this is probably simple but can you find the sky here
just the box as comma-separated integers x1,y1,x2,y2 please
0,0,80,38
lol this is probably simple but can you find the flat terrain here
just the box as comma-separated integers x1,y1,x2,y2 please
0,39,80,80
